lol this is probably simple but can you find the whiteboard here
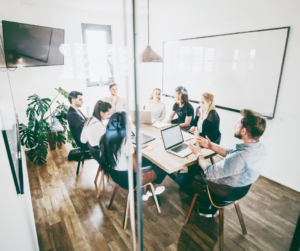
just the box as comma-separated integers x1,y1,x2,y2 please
162,27,290,119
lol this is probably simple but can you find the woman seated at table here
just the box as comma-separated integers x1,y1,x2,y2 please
190,93,221,144
99,111,167,201
166,86,194,127
81,100,112,147
145,88,166,122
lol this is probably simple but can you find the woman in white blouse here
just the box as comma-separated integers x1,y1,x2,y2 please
81,100,112,147
145,88,166,122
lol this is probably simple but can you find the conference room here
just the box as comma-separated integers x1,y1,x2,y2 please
0,0,299,251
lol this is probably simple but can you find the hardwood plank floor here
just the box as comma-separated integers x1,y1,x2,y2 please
27,144,300,251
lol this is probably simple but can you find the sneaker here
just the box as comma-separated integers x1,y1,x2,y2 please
142,193,150,201
197,206,219,218
147,186,166,196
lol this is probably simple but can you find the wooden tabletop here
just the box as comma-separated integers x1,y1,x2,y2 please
132,123,216,174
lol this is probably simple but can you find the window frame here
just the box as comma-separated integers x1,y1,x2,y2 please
81,23,113,87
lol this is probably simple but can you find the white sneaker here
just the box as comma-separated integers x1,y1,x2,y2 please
148,186,165,196
142,192,151,201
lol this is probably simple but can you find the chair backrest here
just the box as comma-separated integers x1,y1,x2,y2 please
88,143,102,164
206,179,252,206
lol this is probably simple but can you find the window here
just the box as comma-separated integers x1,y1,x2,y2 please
81,23,114,87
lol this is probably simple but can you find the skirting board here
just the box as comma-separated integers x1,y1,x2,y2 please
261,173,300,193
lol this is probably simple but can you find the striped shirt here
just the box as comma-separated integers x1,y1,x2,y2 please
203,142,267,187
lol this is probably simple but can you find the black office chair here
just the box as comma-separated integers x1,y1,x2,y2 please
68,127,91,175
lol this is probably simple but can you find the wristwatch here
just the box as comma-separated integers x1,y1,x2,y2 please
195,152,202,160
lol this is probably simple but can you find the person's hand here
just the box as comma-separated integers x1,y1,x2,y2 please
189,141,201,155
196,136,212,149
190,126,196,133
166,119,172,124
193,129,199,137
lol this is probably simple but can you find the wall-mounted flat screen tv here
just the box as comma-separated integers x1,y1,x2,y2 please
2,20,64,68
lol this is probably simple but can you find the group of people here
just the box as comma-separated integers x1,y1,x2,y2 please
67,83,267,218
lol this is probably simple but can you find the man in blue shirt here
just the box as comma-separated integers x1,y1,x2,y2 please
178,109,267,217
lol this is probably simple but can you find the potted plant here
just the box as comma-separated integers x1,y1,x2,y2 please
19,88,77,164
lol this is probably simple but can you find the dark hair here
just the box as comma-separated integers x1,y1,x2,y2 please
86,100,112,126
175,86,189,105
240,109,266,140
68,91,83,104
99,111,128,176
109,83,117,89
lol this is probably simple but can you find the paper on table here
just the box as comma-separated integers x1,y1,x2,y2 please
152,121,170,128
182,131,196,141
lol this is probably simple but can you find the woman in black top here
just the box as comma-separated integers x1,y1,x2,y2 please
190,93,221,143
166,86,194,128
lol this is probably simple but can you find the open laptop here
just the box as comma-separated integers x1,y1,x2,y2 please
161,125,192,158
130,110,155,124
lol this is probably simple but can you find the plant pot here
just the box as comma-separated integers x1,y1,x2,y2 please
48,132,57,150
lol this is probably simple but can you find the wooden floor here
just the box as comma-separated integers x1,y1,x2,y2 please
27,143,300,251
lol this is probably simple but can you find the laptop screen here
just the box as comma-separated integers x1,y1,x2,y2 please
161,125,184,149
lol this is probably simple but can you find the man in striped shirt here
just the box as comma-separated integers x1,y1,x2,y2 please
179,109,267,217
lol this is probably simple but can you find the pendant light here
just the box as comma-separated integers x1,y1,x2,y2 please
142,0,162,62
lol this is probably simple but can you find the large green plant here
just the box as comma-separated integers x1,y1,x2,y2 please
20,88,77,164
20,94,51,164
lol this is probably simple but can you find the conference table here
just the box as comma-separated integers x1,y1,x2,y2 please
132,123,217,174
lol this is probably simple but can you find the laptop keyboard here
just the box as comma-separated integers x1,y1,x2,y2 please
171,144,188,153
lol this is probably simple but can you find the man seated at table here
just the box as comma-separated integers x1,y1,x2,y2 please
67,91,88,150
177,109,267,217
103,83,127,116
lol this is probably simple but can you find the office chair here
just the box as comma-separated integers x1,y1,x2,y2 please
88,143,105,198
108,166,161,230
185,175,251,251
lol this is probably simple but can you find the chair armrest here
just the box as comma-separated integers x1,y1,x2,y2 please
141,165,153,172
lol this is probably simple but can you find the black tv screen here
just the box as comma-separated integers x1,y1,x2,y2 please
2,20,64,68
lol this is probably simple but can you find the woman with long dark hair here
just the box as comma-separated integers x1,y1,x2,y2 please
166,86,194,127
81,100,112,147
99,111,167,200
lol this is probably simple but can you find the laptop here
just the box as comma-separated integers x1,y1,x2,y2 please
132,134,155,145
161,125,192,158
130,110,155,124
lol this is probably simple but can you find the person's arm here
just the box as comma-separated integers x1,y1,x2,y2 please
166,111,176,123
188,142,211,169
179,116,192,127
189,141,242,180
156,103,166,122
196,136,227,157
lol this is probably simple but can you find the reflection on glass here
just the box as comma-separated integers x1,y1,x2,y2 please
205,48,214,61
233,49,239,60
204,62,213,72
59,44,74,79
179,46,191,73
250,49,256,59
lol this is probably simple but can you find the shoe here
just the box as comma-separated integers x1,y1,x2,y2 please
142,193,150,201
197,206,219,218
147,186,166,196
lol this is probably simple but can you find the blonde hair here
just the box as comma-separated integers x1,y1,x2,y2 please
150,88,161,100
202,92,215,115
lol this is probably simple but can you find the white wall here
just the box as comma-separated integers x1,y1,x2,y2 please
0,0,134,125
136,0,300,192
0,134,39,251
